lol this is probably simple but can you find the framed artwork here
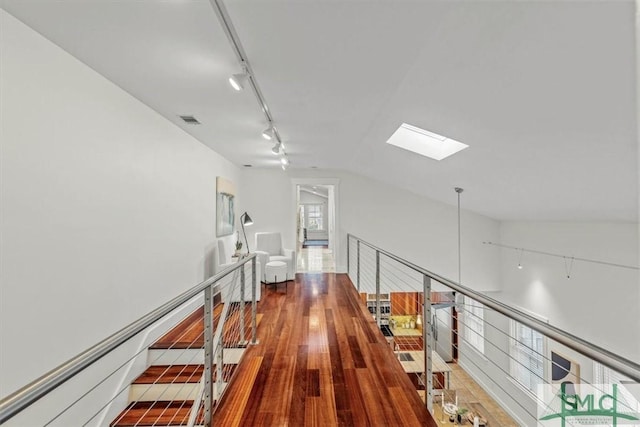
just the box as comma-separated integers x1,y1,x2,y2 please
551,350,580,394
216,177,236,237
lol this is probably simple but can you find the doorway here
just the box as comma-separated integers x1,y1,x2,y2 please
295,183,336,272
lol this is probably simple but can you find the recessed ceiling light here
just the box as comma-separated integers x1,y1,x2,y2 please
386,123,468,161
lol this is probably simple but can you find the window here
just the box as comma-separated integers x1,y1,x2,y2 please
306,204,324,231
510,321,545,394
593,362,636,411
463,296,484,354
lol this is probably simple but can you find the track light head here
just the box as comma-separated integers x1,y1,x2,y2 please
262,125,275,140
280,156,289,166
271,142,281,155
281,164,287,171
229,72,249,91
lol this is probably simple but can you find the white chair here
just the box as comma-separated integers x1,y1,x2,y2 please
212,236,261,302
254,232,295,282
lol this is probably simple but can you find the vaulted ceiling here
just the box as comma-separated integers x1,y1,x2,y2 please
2,0,637,221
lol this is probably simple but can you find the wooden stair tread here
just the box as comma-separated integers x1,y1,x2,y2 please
150,303,257,349
110,401,203,426
133,364,238,384
149,307,210,349
133,365,203,384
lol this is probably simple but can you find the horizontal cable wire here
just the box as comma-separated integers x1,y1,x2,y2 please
425,301,575,425
50,292,210,426
80,309,207,427
3,259,258,427
406,287,629,422
361,246,571,424
454,296,624,405
82,269,247,426
351,238,637,423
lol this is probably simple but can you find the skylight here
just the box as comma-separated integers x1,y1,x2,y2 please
386,123,468,160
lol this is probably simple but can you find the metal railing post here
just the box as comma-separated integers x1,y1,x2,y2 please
0,254,260,424
239,265,246,346
356,240,361,291
203,284,214,427
375,250,380,327
216,334,224,405
423,275,433,413
347,235,350,277
251,256,258,345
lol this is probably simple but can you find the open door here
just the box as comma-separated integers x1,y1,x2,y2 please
295,183,336,272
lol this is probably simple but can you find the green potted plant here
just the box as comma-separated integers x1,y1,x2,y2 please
235,232,243,256
456,407,468,424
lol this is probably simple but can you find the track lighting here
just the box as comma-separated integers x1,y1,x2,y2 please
229,72,249,91
517,249,524,270
271,142,281,155
281,164,287,171
280,157,289,166
262,125,275,140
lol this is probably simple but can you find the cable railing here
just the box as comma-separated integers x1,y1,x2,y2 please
347,233,640,426
0,254,259,427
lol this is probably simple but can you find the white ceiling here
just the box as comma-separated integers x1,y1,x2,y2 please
2,0,637,222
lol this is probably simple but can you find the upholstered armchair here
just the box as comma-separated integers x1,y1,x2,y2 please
254,232,295,282
212,236,261,302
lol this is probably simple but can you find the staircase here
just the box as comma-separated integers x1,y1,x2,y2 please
110,302,253,426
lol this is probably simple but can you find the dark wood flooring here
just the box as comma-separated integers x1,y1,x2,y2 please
214,273,437,426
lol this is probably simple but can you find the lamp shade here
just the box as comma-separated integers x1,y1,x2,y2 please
240,212,253,253
241,212,253,226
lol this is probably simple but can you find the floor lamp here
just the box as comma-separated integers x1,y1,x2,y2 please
240,212,253,253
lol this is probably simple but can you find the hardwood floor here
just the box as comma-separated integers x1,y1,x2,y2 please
214,273,437,426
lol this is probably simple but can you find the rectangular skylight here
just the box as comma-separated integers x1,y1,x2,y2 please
386,123,468,160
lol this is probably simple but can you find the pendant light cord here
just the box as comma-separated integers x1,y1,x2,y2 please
455,188,464,284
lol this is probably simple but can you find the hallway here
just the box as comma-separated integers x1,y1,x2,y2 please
214,273,435,426
296,245,336,273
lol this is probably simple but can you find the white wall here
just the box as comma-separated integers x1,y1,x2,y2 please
498,221,639,361
241,168,639,424
0,10,240,398
238,169,296,254
240,168,502,292
459,221,639,425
